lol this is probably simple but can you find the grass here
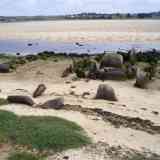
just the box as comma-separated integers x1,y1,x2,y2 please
0,98,8,106
8,152,40,160
0,110,91,152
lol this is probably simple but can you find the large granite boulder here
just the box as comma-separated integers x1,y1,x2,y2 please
100,53,123,69
95,84,117,101
95,68,127,80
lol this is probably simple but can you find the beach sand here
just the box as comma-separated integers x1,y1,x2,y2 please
0,20,160,43
0,59,160,159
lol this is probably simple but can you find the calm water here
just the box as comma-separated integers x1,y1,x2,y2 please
0,39,160,55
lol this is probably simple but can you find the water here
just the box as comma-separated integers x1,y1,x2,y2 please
0,20,160,55
0,39,160,55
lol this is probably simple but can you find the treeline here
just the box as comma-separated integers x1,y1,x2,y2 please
66,12,160,19
0,16,65,23
0,11,160,22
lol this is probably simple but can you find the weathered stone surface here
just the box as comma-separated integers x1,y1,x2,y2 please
33,84,46,98
7,95,34,106
40,98,64,109
135,70,149,89
0,63,10,73
95,68,127,80
100,53,123,69
95,84,117,101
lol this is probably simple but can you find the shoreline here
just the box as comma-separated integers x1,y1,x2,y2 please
0,38,160,55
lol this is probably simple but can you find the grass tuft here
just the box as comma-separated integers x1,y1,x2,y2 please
8,152,40,160
0,110,91,151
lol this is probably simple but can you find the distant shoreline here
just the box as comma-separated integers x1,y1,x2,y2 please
0,11,160,23
1,19,160,24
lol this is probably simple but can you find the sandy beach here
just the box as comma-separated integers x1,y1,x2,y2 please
0,20,160,43
0,57,160,159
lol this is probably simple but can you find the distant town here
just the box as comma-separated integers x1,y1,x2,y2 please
0,11,160,22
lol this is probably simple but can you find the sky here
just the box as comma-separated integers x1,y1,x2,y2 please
0,0,160,16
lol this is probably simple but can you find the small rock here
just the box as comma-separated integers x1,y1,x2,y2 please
71,85,76,89
0,63,10,73
70,91,75,95
152,111,159,115
141,108,147,111
63,156,69,160
65,81,71,84
36,71,44,75
33,84,46,98
40,98,64,110
28,43,33,46
82,92,90,98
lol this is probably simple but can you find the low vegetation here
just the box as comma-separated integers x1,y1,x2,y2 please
72,58,94,78
0,98,8,106
8,152,40,160
0,110,91,152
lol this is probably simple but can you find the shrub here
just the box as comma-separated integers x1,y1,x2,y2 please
72,58,95,78
94,54,104,63
144,63,157,80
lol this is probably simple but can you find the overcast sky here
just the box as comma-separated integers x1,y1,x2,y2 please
0,0,160,16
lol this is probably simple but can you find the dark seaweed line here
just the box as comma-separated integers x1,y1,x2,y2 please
63,105,160,135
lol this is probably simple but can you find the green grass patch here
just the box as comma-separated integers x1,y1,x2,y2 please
8,152,40,160
0,110,91,152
